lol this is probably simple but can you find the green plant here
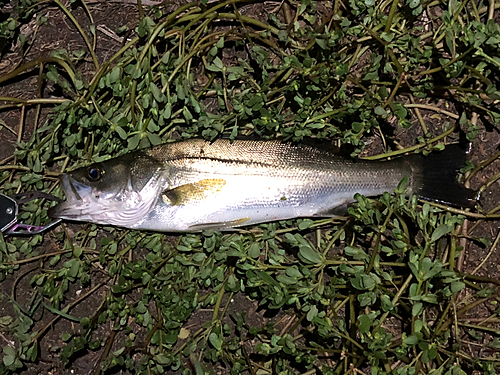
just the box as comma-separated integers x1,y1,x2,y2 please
1,0,500,374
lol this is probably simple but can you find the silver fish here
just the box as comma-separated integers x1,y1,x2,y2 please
49,139,475,231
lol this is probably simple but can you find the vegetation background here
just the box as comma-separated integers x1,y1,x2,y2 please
0,0,500,374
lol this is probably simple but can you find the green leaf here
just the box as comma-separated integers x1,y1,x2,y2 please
393,103,408,119
450,281,465,293
285,267,302,279
431,224,451,242
276,274,297,284
487,338,500,349
374,106,387,116
207,57,224,72
46,68,59,83
183,107,193,121
299,244,322,264
150,82,164,102
248,242,261,258
136,301,147,314
209,332,222,351
163,103,172,119
115,125,127,139
412,302,423,316
358,314,371,333
298,219,313,230
155,353,170,365
380,294,394,312
67,260,80,278
0,316,12,326
404,333,419,346
61,333,72,341
147,132,162,146
351,274,378,290
344,246,369,260
73,246,83,257
127,134,141,150
108,66,121,84
306,305,318,321
256,271,278,286
3,345,16,366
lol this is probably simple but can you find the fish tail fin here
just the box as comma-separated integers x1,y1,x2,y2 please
408,145,476,208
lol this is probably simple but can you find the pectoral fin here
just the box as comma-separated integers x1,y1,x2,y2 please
162,179,226,206
188,217,250,231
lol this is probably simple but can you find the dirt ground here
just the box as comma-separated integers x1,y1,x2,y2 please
1,1,500,375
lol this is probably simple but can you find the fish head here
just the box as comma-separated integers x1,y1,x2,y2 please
49,153,164,227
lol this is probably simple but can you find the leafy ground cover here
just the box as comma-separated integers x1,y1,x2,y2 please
1,0,500,374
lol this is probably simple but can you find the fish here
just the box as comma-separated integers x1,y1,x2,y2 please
49,139,476,232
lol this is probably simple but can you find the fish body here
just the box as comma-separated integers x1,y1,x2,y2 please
50,139,475,231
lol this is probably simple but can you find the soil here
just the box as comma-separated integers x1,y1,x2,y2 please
0,1,499,375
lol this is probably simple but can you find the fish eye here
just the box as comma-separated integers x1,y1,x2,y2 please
87,167,103,181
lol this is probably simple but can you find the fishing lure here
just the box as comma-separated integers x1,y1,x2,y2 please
0,192,61,235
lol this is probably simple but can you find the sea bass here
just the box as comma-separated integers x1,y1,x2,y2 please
49,139,475,232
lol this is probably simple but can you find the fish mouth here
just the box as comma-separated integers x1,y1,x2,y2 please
48,175,92,219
